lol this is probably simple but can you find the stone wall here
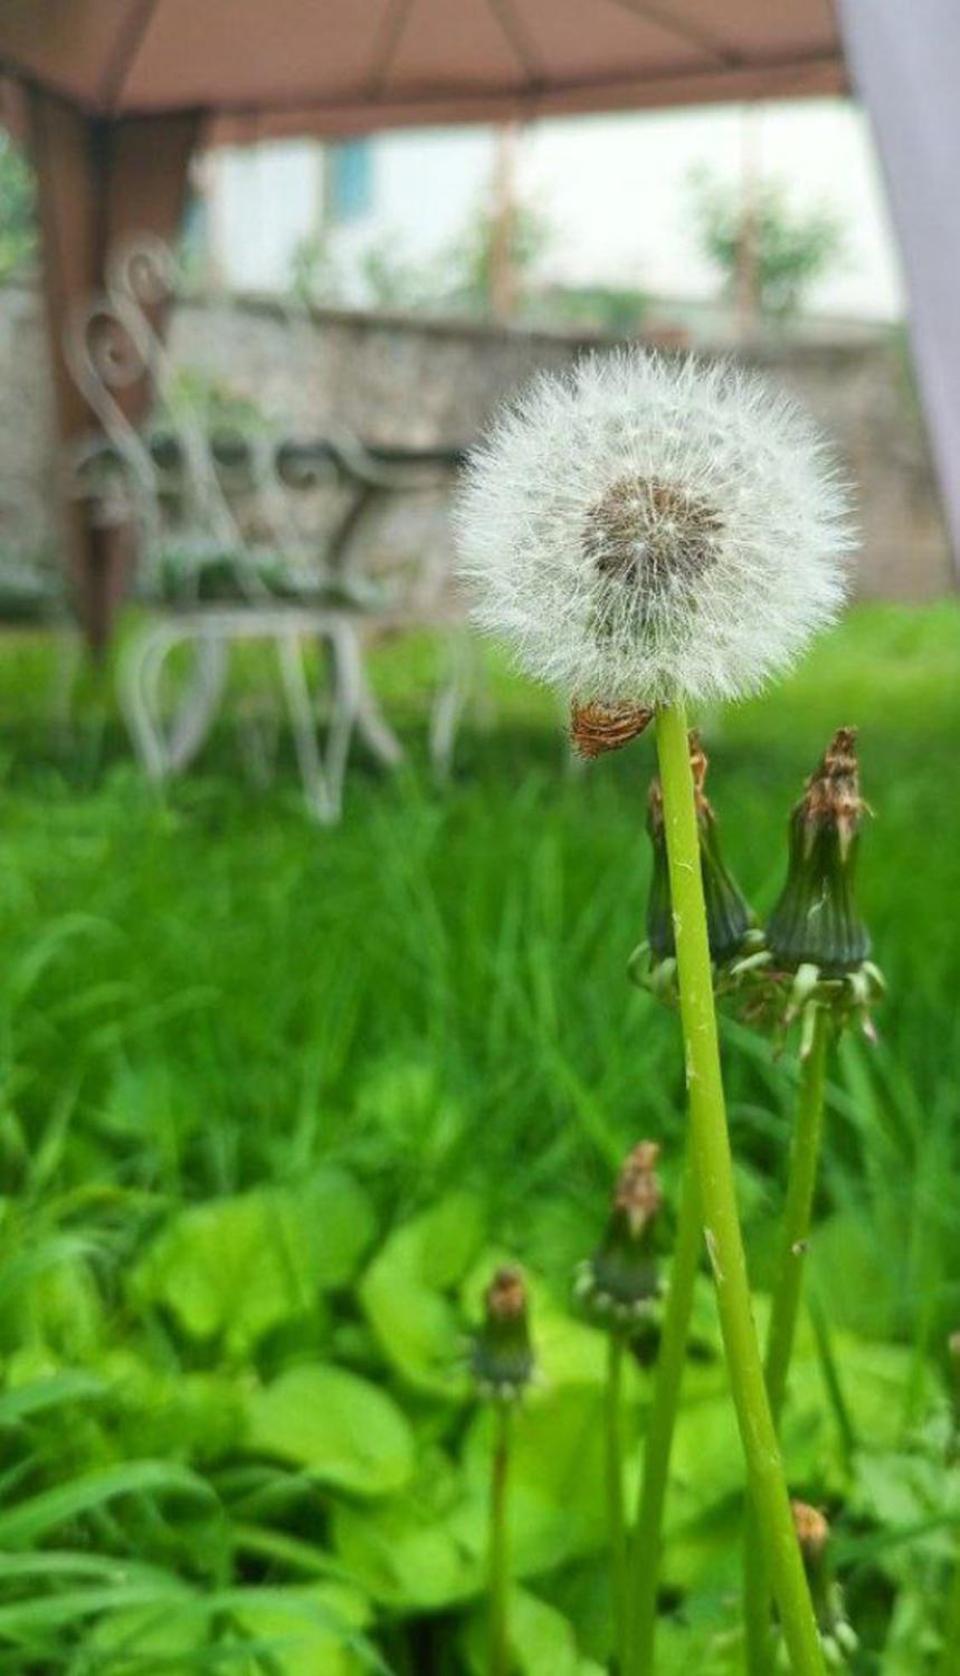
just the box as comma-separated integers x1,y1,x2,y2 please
0,280,952,602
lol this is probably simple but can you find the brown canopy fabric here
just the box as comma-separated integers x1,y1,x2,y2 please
1,0,845,137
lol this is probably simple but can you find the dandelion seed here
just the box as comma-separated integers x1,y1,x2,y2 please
456,350,854,708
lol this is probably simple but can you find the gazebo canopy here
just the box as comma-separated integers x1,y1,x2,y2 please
0,0,845,136
0,0,957,645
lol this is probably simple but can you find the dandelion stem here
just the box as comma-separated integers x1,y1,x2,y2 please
766,1008,830,1421
606,1332,629,1670
743,1005,831,1675
627,1137,701,1676
489,1404,513,1676
654,702,825,1676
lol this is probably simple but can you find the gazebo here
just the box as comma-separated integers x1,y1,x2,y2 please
0,0,956,645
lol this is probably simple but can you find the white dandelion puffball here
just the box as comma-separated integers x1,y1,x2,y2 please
455,351,855,707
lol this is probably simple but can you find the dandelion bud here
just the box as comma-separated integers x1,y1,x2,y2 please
471,1266,535,1404
790,1502,858,1667
574,1141,664,1327
456,351,853,709
767,729,871,975
645,733,752,968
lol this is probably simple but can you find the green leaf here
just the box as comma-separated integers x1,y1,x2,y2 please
99,1349,246,1462
463,1388,612,1577
462,1587,602,1676
359,1193,485,1396
79,1582,380,1675
0,1581,191,1638
244,1363,414,1497
0,1460,217,1549
82,1602,208,1668
230,1581,373,1676
133,1167,375,1354
335,1384,619,1612
654,1612,742,1675
333,1489,484,1610
0,1370,105,1427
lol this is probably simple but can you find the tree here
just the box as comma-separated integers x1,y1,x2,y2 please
689,167,844,320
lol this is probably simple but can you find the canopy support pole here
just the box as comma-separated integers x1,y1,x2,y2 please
27,91,200,651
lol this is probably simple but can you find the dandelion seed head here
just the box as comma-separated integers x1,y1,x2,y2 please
455,350,855,706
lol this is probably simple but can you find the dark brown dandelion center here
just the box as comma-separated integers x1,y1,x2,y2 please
583,475,723,644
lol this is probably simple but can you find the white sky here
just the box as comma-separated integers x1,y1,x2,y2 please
211,98,906,322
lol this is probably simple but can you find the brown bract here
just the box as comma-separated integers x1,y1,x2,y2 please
802,725,869,858
571,699,653,759
648,730,713,825
485,1265,528,1323
792,1501,830,1563
614,1141,663,1237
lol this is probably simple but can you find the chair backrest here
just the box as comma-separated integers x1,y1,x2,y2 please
62,233,269,606
61,237,462,621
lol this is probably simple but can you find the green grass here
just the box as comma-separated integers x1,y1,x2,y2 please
0,601,958,1671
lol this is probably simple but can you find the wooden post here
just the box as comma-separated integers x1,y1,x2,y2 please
27,92,200,652
488,121,519,322
736,104,761,343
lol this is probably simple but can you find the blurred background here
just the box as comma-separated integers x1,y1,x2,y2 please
0,5,958,1671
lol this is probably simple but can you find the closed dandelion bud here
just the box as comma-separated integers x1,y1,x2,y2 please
471,1266,535,1404
767,729,870,976
575,1141,664,1328
646,734,752,967
791,1502,858,1667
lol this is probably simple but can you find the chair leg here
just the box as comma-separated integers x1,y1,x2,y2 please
119,624,176,781
166,636,229,772
430,628,478,781
352,642,405,769
325,623,365,817
276,630,339,823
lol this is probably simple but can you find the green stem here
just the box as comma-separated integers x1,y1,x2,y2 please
626,1136,701,1676
606,1332,629,1672
766,1009,830,1424
808,1290,858,1470
654,703,824,1676
744,1006,830,1675
489,1405,512,1676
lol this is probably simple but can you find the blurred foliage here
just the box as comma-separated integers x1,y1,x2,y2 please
160,366,270,433
442,197,553,317
287,196,645,335
0,134,37,282
689,166,845,318
289,230,347,307
0,606,957,1667
526,282,649,337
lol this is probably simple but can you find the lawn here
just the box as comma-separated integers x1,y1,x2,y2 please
0,601,958,1672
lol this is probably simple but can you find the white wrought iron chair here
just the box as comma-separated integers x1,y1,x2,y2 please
62,235,422,822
